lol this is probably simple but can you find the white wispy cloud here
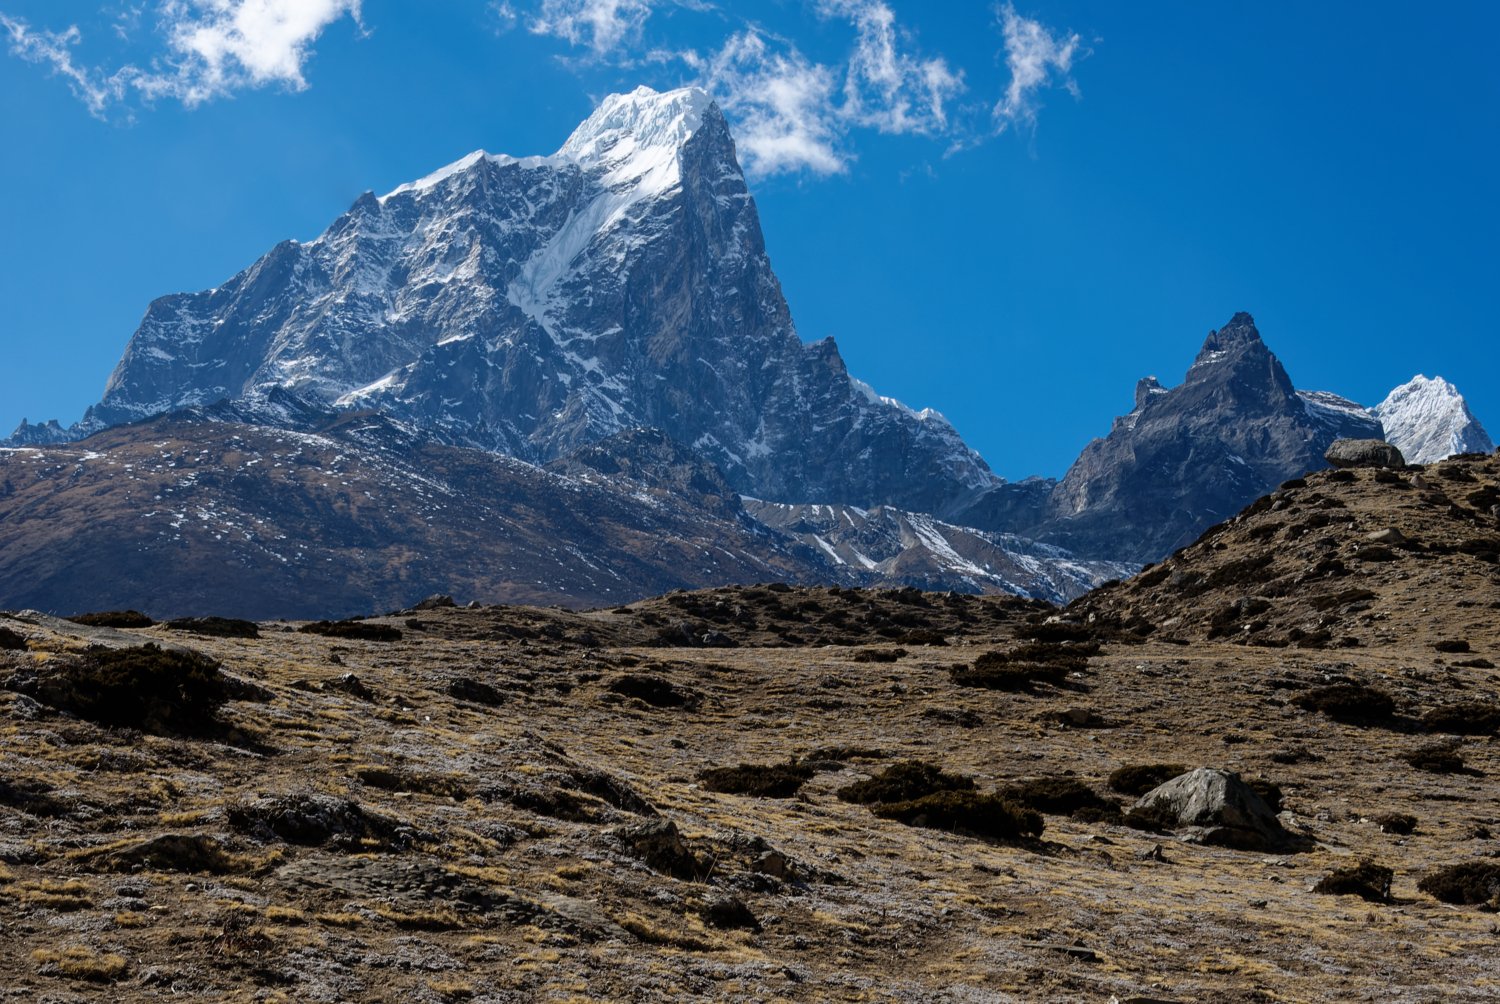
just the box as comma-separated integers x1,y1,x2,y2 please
817,0,964,135
0,15,129,115
529,0,656,55
0,0,362,116
526,0,1082,177
994,2,1081,133
688,31,845,177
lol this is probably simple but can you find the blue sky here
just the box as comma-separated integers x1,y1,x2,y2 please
1,1,1495,478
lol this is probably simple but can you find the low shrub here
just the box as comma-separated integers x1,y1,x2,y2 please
1422,702,1500,736
1371,812,1418,835
1293,683,1397,724
228,794,411,851
1000,777,1116,817
852,648,906,663
1417,862,1500,906
837,761,973,804
67,610,155,629
1015,621,1095,643
1248,778,1284,813
699,762,814,799
299,620,403,642
8,644,229,736
802,746,888,763
1434,639,1472,654
607,674,697,708
1313,861,1393,903
949,642,1093,691
873,790,1043,842
356,766,470,800
165,617,259,639
950,661,1068,691
1402,744,1470,774
0,626,26,650
1121,803,1179,833
898,630,948,646
447,677,506,707
1107,764,1187,797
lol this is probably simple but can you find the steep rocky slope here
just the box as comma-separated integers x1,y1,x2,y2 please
1076,450,1500,648
65,87,995,516
1022,313,1385,562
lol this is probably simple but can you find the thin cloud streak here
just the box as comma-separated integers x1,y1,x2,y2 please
0,0,362,117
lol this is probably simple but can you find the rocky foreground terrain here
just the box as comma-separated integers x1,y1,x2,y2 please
2,453,1499,1002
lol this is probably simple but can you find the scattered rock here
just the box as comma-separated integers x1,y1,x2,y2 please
1132,768,1307,852
412,595,458,611
327,673,376,700
447,676,507,707
612,819,702,880
1325,439,1406,469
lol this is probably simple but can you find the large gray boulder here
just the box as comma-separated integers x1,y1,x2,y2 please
1134,768,1306,852
1325,438,1406,469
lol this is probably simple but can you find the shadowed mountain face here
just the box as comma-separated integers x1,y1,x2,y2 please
0,409,1124,620
79,87,996,517
1014,313,1384,563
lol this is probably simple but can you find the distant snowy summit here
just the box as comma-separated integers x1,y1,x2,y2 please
1376,375,1494,465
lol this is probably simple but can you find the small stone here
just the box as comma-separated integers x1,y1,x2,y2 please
701,894,759,930
752,850,792,880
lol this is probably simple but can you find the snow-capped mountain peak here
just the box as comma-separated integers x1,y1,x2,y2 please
59,86,998,519
557,86,713,182
1376,374,1493,464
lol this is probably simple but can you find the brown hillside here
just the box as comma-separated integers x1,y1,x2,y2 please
1075,451,1500,653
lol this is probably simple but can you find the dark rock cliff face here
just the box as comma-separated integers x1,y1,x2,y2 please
78,87,997,516
1025,313,1383,562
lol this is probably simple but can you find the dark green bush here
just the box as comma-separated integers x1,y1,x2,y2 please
9,644,229,736
1121,803,1179,833
1248,778,1284,813
447,677,506,707
1422,702,1500,736
67,610,155,629
898,630,948,646
165,617,260,639
1107,763,1187,797
950,661,1068,690
607,674,696,708
852,648,906,663
873,790,1043,842
949,642,1093,691
1434,639,1472,653
1293,683,1397,724
1000,777,1117,817
699,762,814,798
1313,861,1393,903
1015,621,1095,643
299,620,403,642
1402,744,1469,774
1417,862,1500,906
837,761,973,804
1371,813,1417,835
0,626,26,650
